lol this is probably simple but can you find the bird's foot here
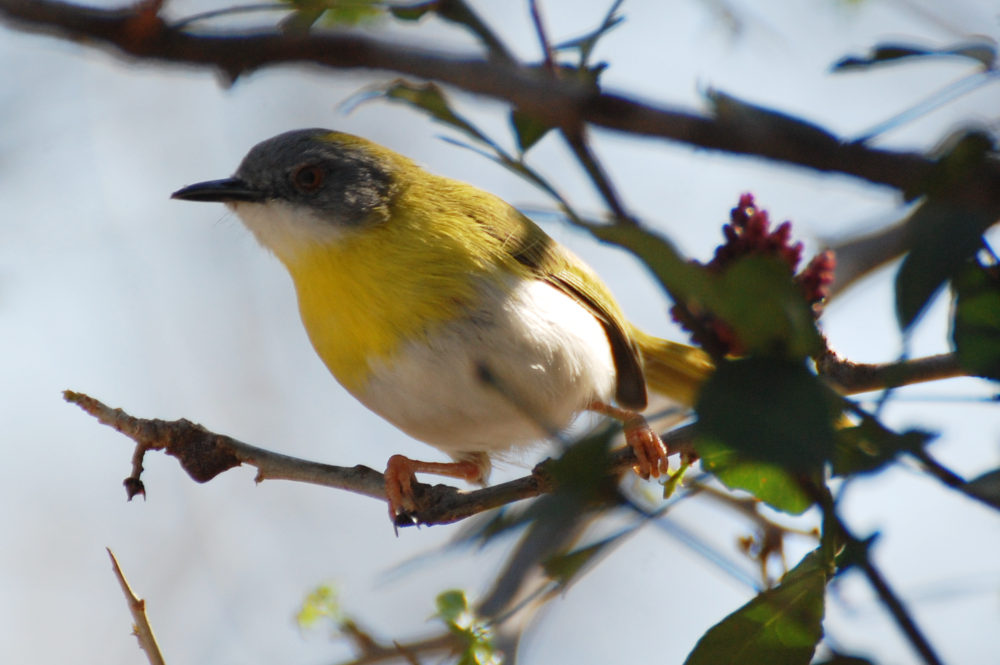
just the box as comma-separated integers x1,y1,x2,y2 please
383,454,487,526
623,414,669,479
589,402,669,479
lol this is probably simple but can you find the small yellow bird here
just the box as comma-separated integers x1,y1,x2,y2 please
172,129,712,518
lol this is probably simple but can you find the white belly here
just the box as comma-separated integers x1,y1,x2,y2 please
356,276,617,461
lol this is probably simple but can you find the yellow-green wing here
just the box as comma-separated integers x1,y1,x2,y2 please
481,205,648,410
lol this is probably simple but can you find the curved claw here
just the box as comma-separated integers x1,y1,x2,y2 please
624,415,669,479
383,454,489,527
589,401,669,479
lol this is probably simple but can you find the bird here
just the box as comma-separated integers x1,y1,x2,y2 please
171,128,713,520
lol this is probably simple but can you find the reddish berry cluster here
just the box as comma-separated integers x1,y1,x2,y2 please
671,193,836,354
713,193,804,271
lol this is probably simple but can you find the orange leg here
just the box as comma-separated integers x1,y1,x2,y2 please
589,401,669,479
384,454,487,520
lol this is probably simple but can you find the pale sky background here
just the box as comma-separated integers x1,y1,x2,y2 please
1,1,998,664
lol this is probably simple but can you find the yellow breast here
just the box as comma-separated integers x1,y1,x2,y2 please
270,180,526,394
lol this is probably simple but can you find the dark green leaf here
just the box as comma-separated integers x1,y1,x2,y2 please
279,8,324,32
924,130,997,200
832,41,997,71
591,223,708,312
965,468,1000,509
684,549,829,665
696,357,839,472
545,423,621,505
543,535,619,587
712,256,824,359
895,199,994,330
951,259,1000,380
510,109,552,153
832,421,933,477
390,1,436,21
707,90,839,154
698,441,814,514
375,80,498,149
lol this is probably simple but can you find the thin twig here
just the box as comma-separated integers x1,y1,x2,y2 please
561,125,633,223
847,529,945,665
909,446,999,512
107,549,167,665
807,482,945,665
338,632,456,665
528,0,555,73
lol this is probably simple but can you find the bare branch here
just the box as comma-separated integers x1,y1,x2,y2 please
63,390,696,528
825,219,912,298
63,389,386,501
107,549,167,665
817,350,966,394
2,0,1000,212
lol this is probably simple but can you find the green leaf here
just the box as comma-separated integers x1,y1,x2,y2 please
895,199,994,330
696,357,839,472
706,90,839,154
296,584,341,630
280,0,384,31
435,589,468,625
510,109,552,153
698,441,814,514
543,535,619,587
832,40,997,71
374,80,499,148
965,468,1000,509
832,420,933,477
434,590,499,665
544,423,622,505
952,259,1000,380
684,549,829,665
389,1,436,21
591,222,710,317
711,256,824,359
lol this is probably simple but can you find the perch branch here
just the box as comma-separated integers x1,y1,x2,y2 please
63,390,696,528
65,346,974,526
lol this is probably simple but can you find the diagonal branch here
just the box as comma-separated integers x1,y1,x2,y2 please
107,548,167,665
817,350,966,394
2,0,1000,212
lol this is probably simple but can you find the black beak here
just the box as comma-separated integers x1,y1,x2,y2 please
171,178,266,203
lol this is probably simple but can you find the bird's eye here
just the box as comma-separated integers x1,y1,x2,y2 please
292,164,324,192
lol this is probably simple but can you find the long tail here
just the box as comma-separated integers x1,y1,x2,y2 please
630,327,714,408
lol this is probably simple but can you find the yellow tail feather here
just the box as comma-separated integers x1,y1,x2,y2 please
631,328,714,408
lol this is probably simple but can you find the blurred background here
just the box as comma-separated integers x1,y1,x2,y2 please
1,1,998,663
